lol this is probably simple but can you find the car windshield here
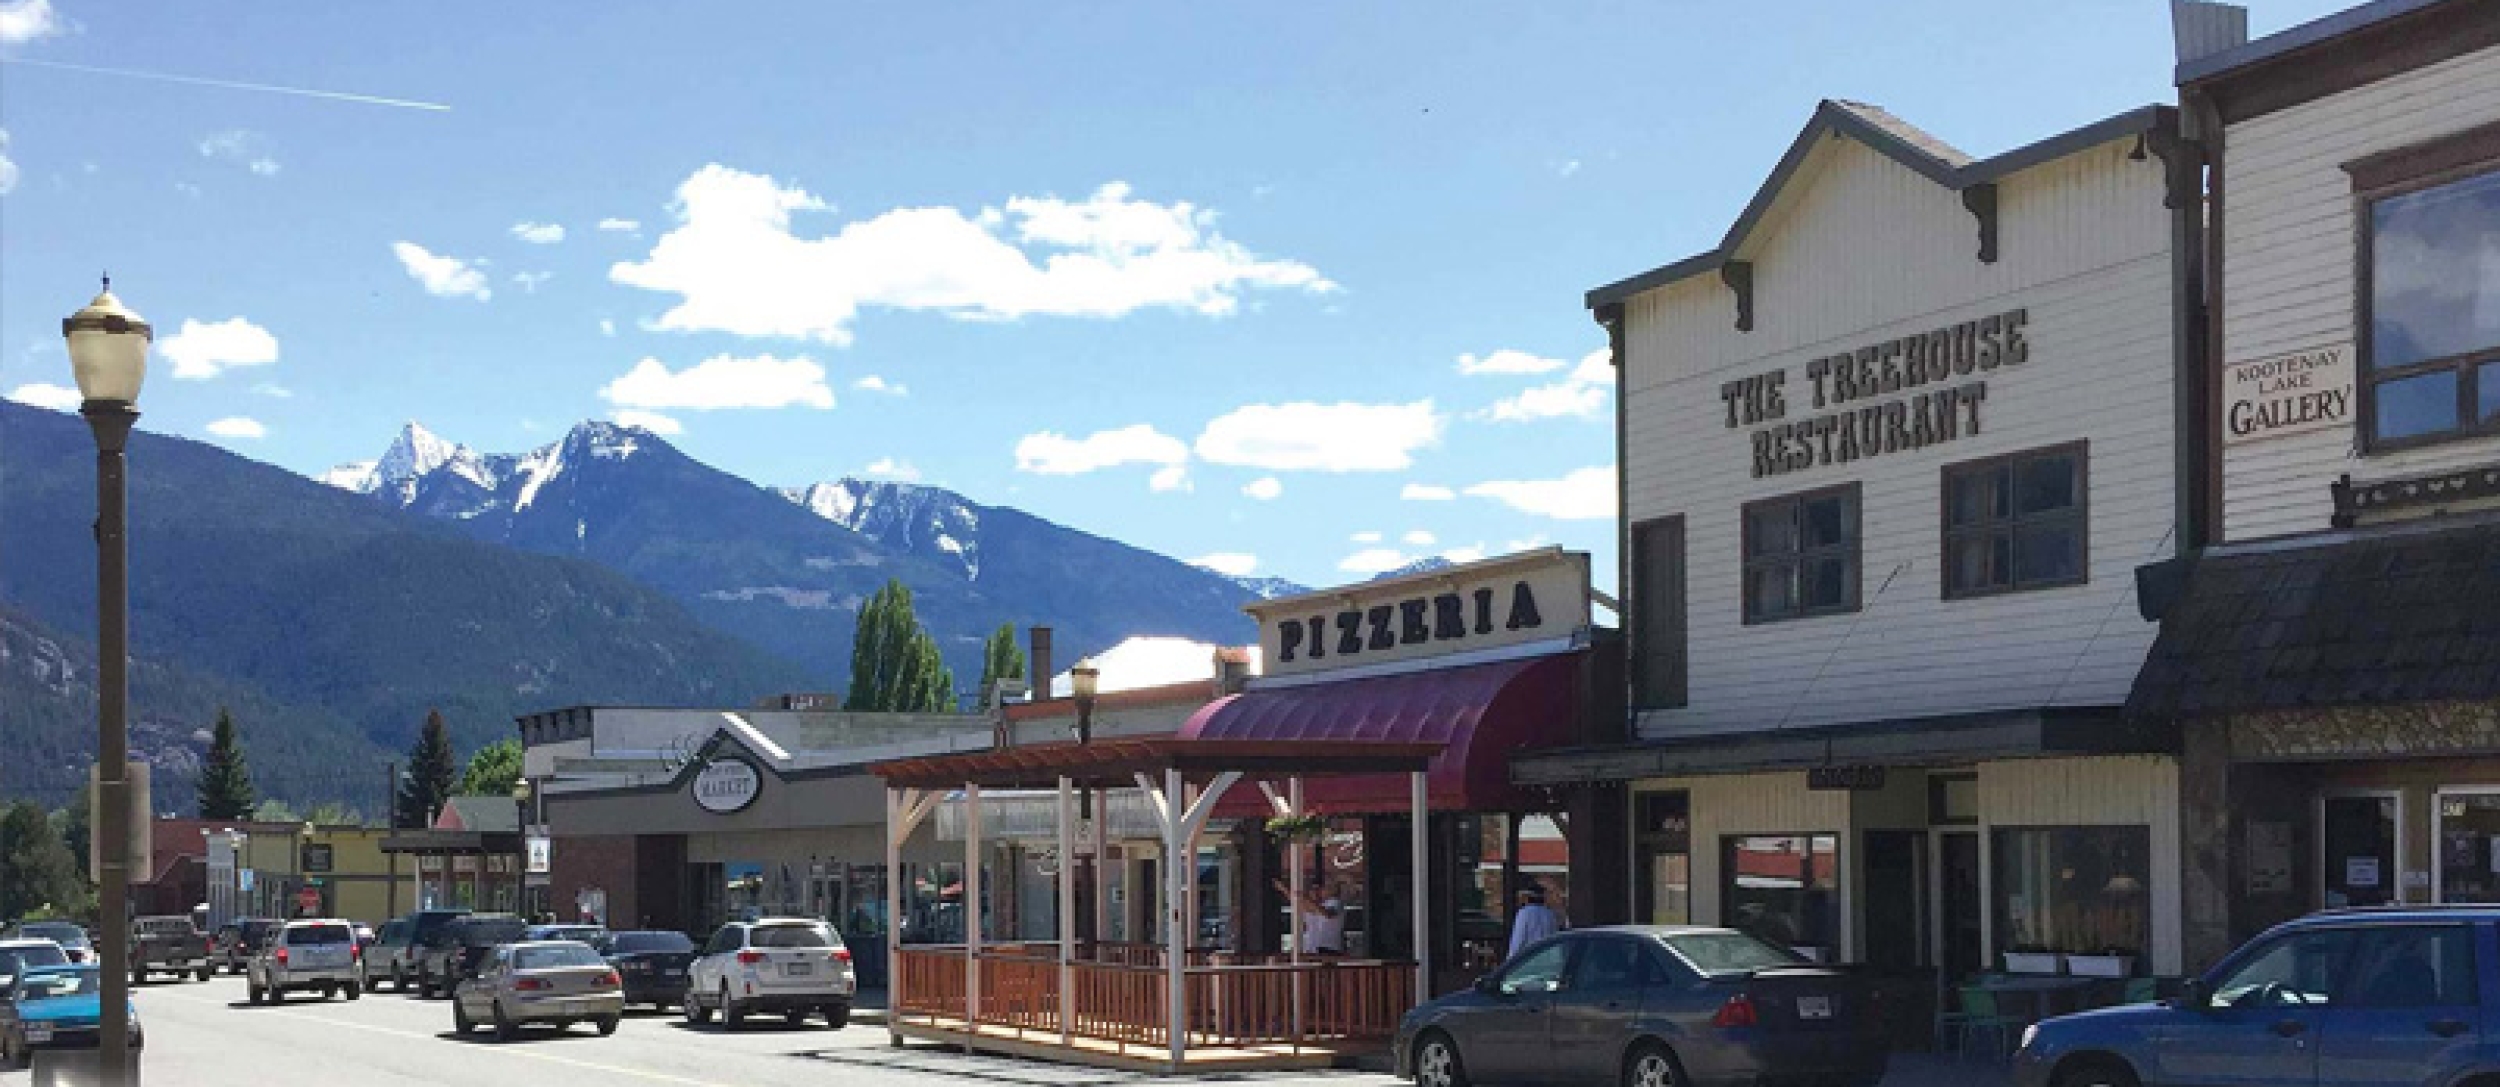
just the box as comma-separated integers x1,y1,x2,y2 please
21,925,84,944
290,924,352,945
137,919,193,935
513,944,606,970
461,921,530,946
0,945,70,981
609,932,694,954
17,971,99,999
1664,932,1805,975
751,923,839,949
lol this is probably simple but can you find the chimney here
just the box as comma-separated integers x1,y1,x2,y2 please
1029,626,1054,702
1216,647,1255,695
2171,1,2249,66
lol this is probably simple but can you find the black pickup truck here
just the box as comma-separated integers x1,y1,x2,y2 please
130,915,213,983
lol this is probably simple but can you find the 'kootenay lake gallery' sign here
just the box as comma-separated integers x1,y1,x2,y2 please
2223,343,2353,445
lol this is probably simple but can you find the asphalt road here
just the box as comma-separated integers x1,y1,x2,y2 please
2,973,1404,1087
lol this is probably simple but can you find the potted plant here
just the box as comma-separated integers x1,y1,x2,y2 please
1265,811,1330,845
2067,947,2138,978
2002,945,2064,975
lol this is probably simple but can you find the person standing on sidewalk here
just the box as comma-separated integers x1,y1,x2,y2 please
1507,883,1560,959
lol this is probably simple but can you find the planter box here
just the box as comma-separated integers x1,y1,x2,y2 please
2003,952,2064,975
2067,954,2136,978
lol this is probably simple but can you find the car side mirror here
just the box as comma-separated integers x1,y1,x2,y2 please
1473,974,1501,995
2175,978,2211,1013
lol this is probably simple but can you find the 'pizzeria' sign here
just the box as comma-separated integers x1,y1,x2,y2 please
1246,549,1592,679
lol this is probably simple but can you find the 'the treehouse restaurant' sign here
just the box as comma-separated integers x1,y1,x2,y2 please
1247,547,1595,680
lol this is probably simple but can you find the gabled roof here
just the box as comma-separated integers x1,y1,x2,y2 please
1585,101,2174,309
434,796,519,834
2176,0,2444,85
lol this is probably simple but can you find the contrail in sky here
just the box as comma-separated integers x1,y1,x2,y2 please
1,57,450,112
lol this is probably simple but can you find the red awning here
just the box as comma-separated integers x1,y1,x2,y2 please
1180,652,1582,815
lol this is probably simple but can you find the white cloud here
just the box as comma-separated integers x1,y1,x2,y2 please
599,353,835,411
252,383,292,398
1338,548,1413,575
1441,544,1488,564
853,374,908,396
1464,465,1616,520
1478,349,1612,423
160,316,280,380
1149,465,1192,493
5,382,79,410
0,129,16,196
1013,423,1189,476
864,457,921,481
610,408,683,435
1194,399,1441,473
173,181,203,200
204,416,267,439
1401,483,1456,501
1351,530,1384,544
599,319,617,337
609,168,1333,344
1192,552,1259,577
510,221,566,245
1456,349,1565,376
597,217,641,234
1506,533,1552,552
197,130,280,176
511,271,553,292
1403,530,1436,546
0,0,60,44
391,241,492,301
249,158,280,177
1557,159,1583,178
1241,476,1282,501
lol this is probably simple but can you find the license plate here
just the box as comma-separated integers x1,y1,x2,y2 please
782,962,813,976
662,968,684,977
1797,995,1833,1020
24,1029,51,1043
566,1000,594,1016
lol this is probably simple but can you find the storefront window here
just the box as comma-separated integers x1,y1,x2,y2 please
1991,826,2151,967
1720,834,1836,955
843,865,888,937
900,861,964,944
1635,792,1692,925
2438,792,2500,904
2323,794,2399,908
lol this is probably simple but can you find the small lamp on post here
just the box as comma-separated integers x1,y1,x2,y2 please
1069,658,1101,745
65,277,148,1087
511,778,533,916
296,822,317,918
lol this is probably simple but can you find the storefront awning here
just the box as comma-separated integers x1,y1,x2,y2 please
1181,652,1581,814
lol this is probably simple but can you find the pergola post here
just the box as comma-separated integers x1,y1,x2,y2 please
885,787,903,1047
965,783,983,1034
1090,789,1108,946
1288,777,1306,1039
1162,768,1187,1069
1056,775,1075,1046
1410,771,1430,1006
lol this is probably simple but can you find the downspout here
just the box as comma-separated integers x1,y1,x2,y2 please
2149,105,2213,555
1596,301,1629,738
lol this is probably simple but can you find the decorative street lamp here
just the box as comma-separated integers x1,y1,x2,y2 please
1069,658,1101,745
511,778,533,916
63,276,149,1087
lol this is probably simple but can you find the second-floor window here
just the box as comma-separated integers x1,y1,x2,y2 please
1741,484,1860,623
2359,155,2500,448
1941,442,2087,598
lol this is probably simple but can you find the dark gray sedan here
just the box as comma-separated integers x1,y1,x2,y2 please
1395,926,1887,1087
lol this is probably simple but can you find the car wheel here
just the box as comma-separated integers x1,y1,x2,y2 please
322,985,338,1001
720,984,744,1028
345,981,362,1001
1414,1031,1470,1087
388,966,404,993
453,1000,475,1035
784,1008,807,1027
248,980,266,1005
2054,1061,2141,1087
2,1033,21,1071
1623,1042,1680,1087
596,1016,620,1037
195,965,212,982
684,991,713,1025
492,1001,518,1042
824,1004,850,1029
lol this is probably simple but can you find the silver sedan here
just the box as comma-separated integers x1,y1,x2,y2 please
449,941,625,1041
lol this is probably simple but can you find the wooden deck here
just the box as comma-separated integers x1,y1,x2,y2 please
892,1017,1353,1074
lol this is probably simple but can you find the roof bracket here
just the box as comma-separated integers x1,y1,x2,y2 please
2144,126,2203,212
1719,260,1754,332
1960,183,1999,264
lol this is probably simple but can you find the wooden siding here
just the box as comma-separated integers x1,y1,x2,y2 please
1977,756,2182,975
1622,136,2177,739
2221,46,2500,541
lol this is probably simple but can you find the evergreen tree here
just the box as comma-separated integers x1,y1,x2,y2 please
196,707,258,819
975,623,1027,709
250,798,299,823
0,801,84,920
844,579,958,713
455,739,523,797
396,710,459,828
53,783,92,880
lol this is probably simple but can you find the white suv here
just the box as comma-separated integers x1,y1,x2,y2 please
247,919,363,1004
683,918,853,1029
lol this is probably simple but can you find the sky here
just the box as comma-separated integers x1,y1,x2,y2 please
0,0,2353,593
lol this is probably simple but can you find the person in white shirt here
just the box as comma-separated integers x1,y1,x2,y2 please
1507,883,1561,959
1275,879,1346,954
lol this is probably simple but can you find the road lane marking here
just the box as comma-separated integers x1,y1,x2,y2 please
145,990,735,1087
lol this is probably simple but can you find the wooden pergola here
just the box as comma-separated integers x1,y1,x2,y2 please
871,737,1441,1072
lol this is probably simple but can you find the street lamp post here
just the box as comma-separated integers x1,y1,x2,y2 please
511,779,532,917
64,277,149,1087
1068,659,1100,945
295,821,316,918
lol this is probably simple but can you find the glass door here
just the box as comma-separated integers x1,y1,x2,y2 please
2435,788,2500,903
2319,791,2402,908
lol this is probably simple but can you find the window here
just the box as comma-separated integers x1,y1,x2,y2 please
1631,515,1688,707
1498,940,1572,995
2356,147,2500,448
1942,443,2086,598
1664,931,1804,976
1569,937,1656,990
1929,773,1978,826
1721,834,1838,952
2212,929,2356,1008
1992,827,2151,967
1741,485,1860,623
2346,926,2478,1008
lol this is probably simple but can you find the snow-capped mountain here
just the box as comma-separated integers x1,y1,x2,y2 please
318,421,498,505
1370,556,1456,581
1219,574,1311,600
781,480,985,581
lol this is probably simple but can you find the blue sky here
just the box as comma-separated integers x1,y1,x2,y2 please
0,0,2349,592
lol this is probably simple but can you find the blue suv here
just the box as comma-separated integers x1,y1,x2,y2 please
2016,907,2500,1087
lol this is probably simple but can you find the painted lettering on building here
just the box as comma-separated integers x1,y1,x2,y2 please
2223,343,2353,445
1273,580,1544,665
1247,549,1594,680
1721,308,2027,478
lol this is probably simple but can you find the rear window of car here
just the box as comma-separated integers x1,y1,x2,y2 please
750,923,840,949
0,945,69,973
138,918,195,935
289,925,352,945
242,921,284,940
460,921,530,946
514,944,606,970
1664,932,1805,975
22,924,83,942
610,932,695,954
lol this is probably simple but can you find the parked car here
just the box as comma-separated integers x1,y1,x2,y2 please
1,923,92,966
683,918,855,1029
417,914,528,998
596,930,697,1012
129,915,214,984
0,941,69,991
213,918,285,975
526,924,607,945
246,919,363,1004
1395,926,1887,1087
450,941,625,1041
0,965,141,1071
2016,906,2500,1087
378,909,468,993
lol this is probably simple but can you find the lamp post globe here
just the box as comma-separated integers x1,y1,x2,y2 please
62,278,150,407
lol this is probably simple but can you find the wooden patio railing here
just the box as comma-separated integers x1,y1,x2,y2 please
894,945,1411,1056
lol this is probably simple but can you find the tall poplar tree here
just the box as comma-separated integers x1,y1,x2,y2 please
0,801,83,920
843,579,958,712
196,707,258,819
396,710,459,828
975,623,1027,709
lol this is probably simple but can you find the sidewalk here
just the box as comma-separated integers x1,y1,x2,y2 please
1883,1053,2014,1087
